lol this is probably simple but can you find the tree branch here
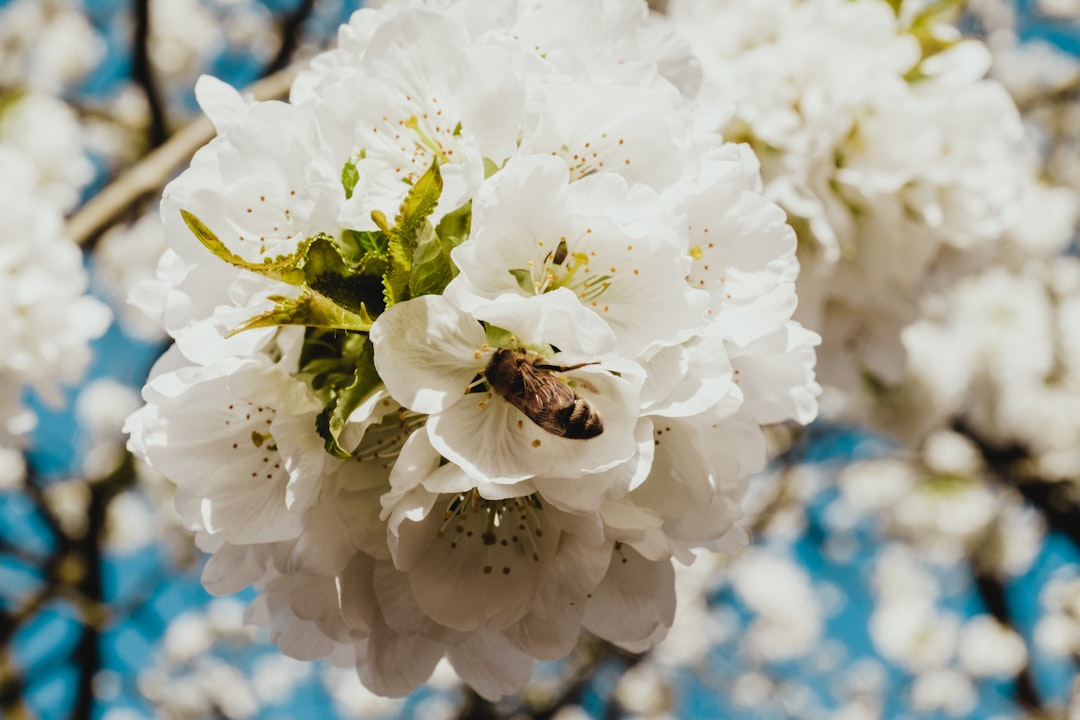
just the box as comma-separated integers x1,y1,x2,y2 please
265,0,318,76
132,0,168,148
65,63,303,248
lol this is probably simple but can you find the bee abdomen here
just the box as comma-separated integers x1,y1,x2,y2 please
558,398,604,439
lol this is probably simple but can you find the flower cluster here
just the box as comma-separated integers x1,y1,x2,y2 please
667,0,1035,410
125,0,819,698
0,87,110,488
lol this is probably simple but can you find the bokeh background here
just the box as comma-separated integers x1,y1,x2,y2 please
2,0,1080,718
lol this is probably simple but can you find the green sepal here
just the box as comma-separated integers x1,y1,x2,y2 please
436,199,472,248
342,160,360,200
508,268,533,293
228,288,374,336
314,336,383,459
483,157,502,179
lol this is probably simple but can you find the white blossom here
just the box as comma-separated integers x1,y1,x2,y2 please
668,0,1035,421
125,0,819,699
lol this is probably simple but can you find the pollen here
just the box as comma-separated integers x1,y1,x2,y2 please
531,439,542,448
689,245,703,260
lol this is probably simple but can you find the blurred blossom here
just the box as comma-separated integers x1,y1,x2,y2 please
730,550,823,661
0,0,104,93
0,448,25,490
147,0,276,115
839,459,917,512
0,91,95,212
141,600,270,719
250,654,313,705
96,212,171,341
149,0,225,79
870,546,959,671
1038,0,1080,19
910,667,978,717
1035,571,1080,656
870,599,961,672
957,615,1028,677
44,477,91,538
162,610,216,665
990,40,1080,104
612,663,672,717
731,672,774,708
77,379,142,484
921,430,982,477
668,0,1032,417
104,490,159,552
320,667,407,718
0,146,110,423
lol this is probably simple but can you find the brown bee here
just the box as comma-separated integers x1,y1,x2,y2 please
483,348,604,439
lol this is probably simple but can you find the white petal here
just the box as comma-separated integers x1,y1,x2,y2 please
447,631,534,700
427,364,639,483
583,547,675,647
370,295,487,414
398,493,560,632
356,616,445,697
503,532,612,660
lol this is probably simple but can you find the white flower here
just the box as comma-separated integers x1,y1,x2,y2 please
0,0,104,93
0,147,110,405
126,0,821,700
125,339,330,545
447,153,710,357
669,0,1032,418
372,292,643,484
0,91,95,212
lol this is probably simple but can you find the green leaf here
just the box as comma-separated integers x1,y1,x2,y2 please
182,211,391,318
315,337,383,458
436,199,472,249
380,160,444,307
180,209,311,285
508,268,534,293
229,288,375,336
409,221,458,297
340,229,387,261
483,157,502,179
342,160,360,200
484,323,515,348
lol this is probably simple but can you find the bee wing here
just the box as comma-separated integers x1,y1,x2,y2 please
517,361,578,408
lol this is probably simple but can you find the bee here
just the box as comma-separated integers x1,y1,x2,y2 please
483,348,604,439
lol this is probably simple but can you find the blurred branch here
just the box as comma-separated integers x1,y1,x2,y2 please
955,419,1080,551
72,478,109,720
0,647,31,720
265,0,318,76
65,62,303,248
973,573,1044,712
132,0,168,148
